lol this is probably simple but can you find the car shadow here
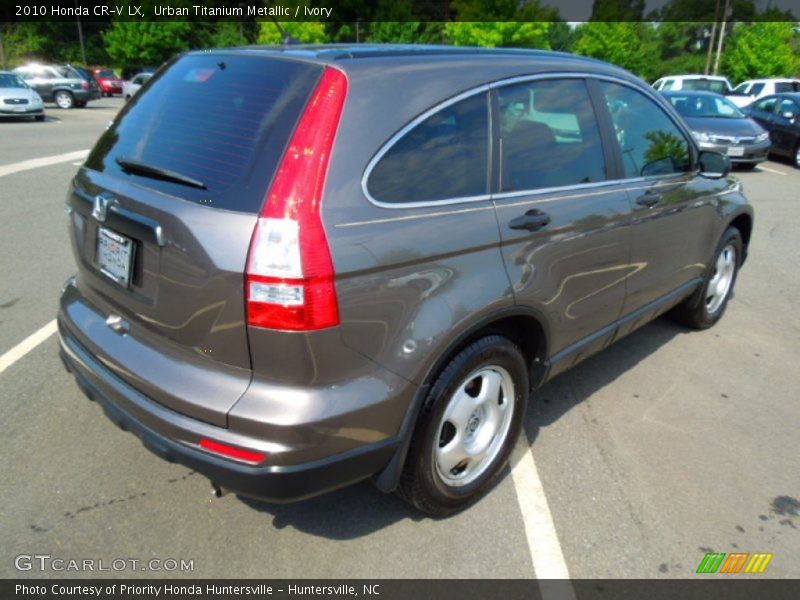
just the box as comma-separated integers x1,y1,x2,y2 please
237,315,687,538
522,315,686,439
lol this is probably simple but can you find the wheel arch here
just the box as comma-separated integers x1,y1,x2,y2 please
728,212,753,264
373,307,550,493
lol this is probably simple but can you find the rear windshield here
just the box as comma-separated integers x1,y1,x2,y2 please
85,54,321,213
96,69,116,78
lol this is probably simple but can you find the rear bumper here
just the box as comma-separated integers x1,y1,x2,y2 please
58,320,401,502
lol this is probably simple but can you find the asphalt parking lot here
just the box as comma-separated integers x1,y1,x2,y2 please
0,97,798,581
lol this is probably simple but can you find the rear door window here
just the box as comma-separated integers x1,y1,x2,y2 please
599,82,692,178
754,97,779,114
85,54,322,213
497,79,606,192
367,92,490,204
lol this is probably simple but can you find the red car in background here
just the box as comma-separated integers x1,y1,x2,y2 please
91,68,123,96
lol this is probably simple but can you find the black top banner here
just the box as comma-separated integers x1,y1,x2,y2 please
2,0,799,23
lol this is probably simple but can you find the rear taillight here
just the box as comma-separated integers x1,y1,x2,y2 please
245,67,347,331
81,81,90,89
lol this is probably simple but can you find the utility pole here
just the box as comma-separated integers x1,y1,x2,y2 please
705,0,721,75
713,0,731,76
0,27,7,70
75,1,86,64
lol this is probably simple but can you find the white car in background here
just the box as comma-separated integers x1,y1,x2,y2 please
0,71,45,121
727,78,800,107
652,75,733,95
122,72,152,101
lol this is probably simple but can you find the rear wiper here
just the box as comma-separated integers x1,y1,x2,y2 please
115,156,207,190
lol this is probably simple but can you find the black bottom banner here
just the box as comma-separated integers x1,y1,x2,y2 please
3,579,800,600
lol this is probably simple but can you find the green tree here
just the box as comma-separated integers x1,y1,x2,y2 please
547,21,581,52
366,0,420,43
257,22,327,44
573,22,657,79
103,22,192,65
723,22,798,82
444,22,550,48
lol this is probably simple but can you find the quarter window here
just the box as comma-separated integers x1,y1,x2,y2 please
778,98,799,118
599,81,691,178
498,79,606,192
367,93,489,204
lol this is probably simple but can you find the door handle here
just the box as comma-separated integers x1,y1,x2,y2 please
635,193,662,208
509,209,551,232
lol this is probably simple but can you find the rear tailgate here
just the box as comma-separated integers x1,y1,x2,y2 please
63,52,322,426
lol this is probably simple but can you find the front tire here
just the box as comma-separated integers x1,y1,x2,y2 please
397,335,529,516
54,91,74,109
672,227,742,329
794,143,800,169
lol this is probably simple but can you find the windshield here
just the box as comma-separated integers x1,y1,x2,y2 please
96,69,116,78
0,73,27,89
668,94,745,119
683,79,729,94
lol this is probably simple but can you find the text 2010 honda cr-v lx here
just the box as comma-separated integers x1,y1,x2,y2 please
58,45,753,515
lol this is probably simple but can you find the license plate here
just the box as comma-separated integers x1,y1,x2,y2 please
727,146,745,157
13,107,25,113
96,227,134,287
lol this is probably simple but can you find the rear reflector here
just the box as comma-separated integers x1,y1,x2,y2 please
245,66,347,331
199,439,266,464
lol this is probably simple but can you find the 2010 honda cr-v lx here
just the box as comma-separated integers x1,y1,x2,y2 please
58,45,753,516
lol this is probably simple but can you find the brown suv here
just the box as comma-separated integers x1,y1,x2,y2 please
58,45,753,515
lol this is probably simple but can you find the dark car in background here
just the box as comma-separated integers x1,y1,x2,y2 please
58,45,753,516
744,93,800,168
91,67,123,96
663,90,770,168
71,65,102,102
13,64,95,109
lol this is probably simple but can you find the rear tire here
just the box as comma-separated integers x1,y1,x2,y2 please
794,143,800,169
671,227,742,330
396,335,529,516
54,90,74,109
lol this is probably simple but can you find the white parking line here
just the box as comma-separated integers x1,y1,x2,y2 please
0,320,57,375
511,438,577,598
0,150,89,178
758,165,787,176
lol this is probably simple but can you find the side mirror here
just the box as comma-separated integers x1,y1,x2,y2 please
698,151,731,179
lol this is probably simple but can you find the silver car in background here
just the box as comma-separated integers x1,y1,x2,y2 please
0,71,45,121
122,72,152,101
